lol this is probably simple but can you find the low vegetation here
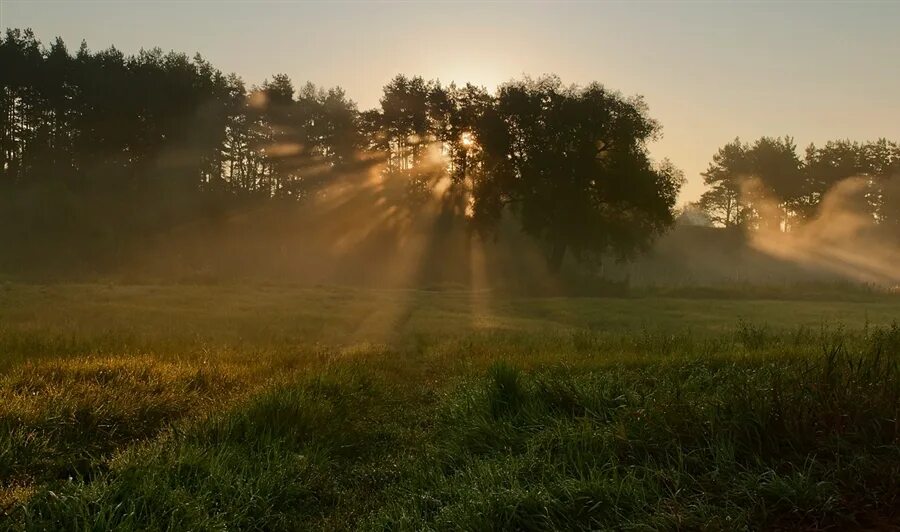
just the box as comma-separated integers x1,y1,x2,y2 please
0,283,898,529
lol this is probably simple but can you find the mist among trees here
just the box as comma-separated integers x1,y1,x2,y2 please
1,29,685,279
697,136,900,233
2,29,898,286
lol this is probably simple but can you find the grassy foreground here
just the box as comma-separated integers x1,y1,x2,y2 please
0,283,898,530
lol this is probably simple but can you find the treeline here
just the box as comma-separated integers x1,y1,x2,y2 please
697,137,900,232
1,29,682,276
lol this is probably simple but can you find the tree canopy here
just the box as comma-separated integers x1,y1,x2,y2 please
471,77,683,271
0,30,684,276
698,135,900,234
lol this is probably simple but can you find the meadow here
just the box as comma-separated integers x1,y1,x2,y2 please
0,282,898,530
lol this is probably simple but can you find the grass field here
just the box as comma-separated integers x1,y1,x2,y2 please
1,283,898,530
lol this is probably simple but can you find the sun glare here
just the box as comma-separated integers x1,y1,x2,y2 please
460,132,475,148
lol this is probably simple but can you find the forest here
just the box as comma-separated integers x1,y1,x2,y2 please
1,28,898,284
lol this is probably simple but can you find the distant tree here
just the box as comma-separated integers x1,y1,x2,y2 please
289,82,363,197
698,138,752,227
0,28,45,186
865,139,900,235
797,138,900,229
0,30,241,268
251,73,296,194
800,140,865,219
700,136,900,236
218,73,252,193
698,136,803,230
474,76,683,272
379,75,430,171
415,81,494,215
30,29,874,277
747,136,803,230
314,86,363,164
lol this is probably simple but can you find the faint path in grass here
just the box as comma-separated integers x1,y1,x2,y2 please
348,289,418,344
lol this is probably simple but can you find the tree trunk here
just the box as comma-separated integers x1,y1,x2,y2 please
547,242,566,274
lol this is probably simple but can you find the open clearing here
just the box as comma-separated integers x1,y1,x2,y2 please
1,283,898,530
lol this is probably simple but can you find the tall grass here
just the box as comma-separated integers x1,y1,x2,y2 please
367,325,899,530
2,322,897,530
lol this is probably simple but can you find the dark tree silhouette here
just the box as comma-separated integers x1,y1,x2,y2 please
7,28,899,280
0,30,692,276
471,76,683,272
748,136,803,230
698,136,900,237
698,138,753,228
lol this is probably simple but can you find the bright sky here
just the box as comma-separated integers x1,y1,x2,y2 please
3,0,899,203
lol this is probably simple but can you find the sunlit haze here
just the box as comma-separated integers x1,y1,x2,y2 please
2,2,900,527
4,0,899,203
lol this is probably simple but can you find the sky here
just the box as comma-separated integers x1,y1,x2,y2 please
3,0,899,203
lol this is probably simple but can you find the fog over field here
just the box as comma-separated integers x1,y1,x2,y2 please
1,2,899,529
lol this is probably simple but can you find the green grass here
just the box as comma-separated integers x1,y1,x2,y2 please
0,283,898,530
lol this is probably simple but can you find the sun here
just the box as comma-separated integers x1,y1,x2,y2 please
460,132,475,148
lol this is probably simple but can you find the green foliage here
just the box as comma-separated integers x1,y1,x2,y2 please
698,135,900,232
1,31,685,277
0,284,897,529
367,332,898,530
475,77,684,270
